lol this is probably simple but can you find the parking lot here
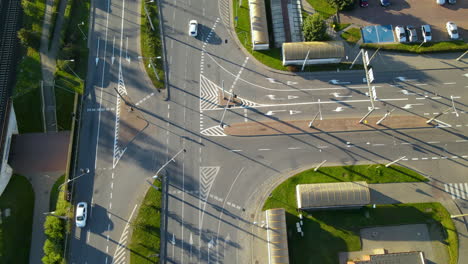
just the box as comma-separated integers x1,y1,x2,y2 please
339,0,468,41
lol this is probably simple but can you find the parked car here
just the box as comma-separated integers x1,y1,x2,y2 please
394,26,406,42
446,22,459,39
380,0,390,6
448,0,456,4
359,0,369,7
436,0,446,5
406,25,418,42
421,25,432,42
188,20,198,37
75,202,88,228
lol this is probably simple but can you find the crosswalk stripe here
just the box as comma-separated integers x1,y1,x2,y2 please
449,184,455,199
455,184,461,199
460,183,467,199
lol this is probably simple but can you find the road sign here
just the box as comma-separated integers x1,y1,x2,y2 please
371,86,377,100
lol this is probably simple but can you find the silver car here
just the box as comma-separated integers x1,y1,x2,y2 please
406,26,418,42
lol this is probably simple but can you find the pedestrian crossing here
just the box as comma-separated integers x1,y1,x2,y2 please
444,183,468,200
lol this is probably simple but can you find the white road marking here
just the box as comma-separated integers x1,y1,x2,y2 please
372,144,385,146
456,140,467,142
416,98,426,100
288,147,302,150
244,108,248,122
444,82,456,85
431,97,442,100
427,141,440,144
231,149,242,152
258,148,271,151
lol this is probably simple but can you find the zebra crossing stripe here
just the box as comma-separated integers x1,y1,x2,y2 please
454,184,461,199
448,184,455,199
464,183,468,199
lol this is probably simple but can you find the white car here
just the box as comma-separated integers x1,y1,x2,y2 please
188,20,198,37
75,202,88,228
446,22,459,39
421,25,432,42
394,26,406,42
436,0,445,5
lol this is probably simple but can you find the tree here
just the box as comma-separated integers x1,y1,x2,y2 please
328,0,355,11
44,216,64,241
302,13,327,41
17,28,40,50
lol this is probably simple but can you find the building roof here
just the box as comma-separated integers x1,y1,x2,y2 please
354,251,426,264
249,0,269,45
266,208,290,264
282,41,345,61
296,181,370,209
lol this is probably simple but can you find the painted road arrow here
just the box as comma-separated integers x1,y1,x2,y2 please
266,110,286,116
402,103,424,109
289,110,302,115
333,107,345,112
329,79,351,85
330,92,352,98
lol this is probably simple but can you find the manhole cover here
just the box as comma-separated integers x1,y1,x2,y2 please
207,64,211,68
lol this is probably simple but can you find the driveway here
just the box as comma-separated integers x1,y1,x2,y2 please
339,0,468,41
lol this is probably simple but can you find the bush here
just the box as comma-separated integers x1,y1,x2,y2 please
17,28,41,50
286,65,299,72
302,13,327,41
42,239,62,264
328,0,355,10
44,216,64,241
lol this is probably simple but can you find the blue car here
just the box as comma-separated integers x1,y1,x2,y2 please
380,0,390,6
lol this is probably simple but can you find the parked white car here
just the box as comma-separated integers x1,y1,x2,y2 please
188,20,198,37
421,25,432,42
446,22,459,39
436,0,446,5
75,202,88,228
394,26,406,42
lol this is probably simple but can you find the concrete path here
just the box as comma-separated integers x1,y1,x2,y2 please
39,0,69,133
9,132,70,263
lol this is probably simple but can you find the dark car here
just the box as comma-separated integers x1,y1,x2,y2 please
360,0,369,7
380,0,390,6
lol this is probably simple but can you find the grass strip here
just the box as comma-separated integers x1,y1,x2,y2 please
0,174,35,263
54,0,89,130
341,27,361,44
361,40,468,53
49,175,65,211
129,181,162,263
263,164,427,212
306,0,336,19
13,0,46,133
140,1,165,89
334,23,350,32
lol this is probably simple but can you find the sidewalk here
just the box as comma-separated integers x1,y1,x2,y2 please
224,115,432,136
238,165,468,264
39,0,69,133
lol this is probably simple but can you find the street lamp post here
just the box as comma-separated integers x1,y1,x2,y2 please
138,56,162,81
153,149,186,180
63,59,83,81
77,22,87,40
43,211,68,220
58,168,90,190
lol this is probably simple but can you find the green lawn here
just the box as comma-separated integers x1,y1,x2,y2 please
262,165,457,264
54,0,89,130
0,175,35,263
334,23,350,32
234,0,288,71
361,40,468,53
284,203,457,264
129,181,162,264
307,0,336,19
341,27,361,44
263,165,427,212
140,1,165,89
13,0,46,133
49,175,65,211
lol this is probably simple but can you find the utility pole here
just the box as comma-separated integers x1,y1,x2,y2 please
58,168,90,189
455,50,468,61
376,108,395,125
450,95,459,117
301,50,310,71
314,160,327,172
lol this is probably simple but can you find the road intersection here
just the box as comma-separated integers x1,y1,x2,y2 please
67,0,467,263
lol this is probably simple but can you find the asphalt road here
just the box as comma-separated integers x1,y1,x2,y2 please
66,0,468,263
